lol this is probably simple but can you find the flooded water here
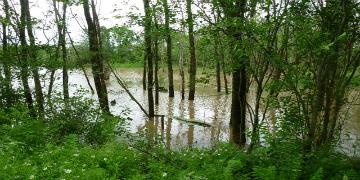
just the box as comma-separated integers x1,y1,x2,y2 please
13,67,360,154
65,68,233,149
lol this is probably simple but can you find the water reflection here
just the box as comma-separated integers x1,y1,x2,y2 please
42,68,359,153
166,98,174,148
188,101,195,147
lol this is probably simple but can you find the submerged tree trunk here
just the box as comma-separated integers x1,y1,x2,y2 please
143,0,154,117
179,40,186,100
214,38,221,92
153,9,160,105
220,0,247,147
83,0,110,114
221,47,229,94
163,0,174,97
186,0,197,100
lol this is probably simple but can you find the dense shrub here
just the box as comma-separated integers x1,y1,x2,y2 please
0,98,359,179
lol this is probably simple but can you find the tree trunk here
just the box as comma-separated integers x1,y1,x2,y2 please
179,42,186,100
1,0,13,108
214,38,221,92
19,0,35,117
143,54,147,90
154,9,160,105
83,0,110,114
143,0,154,117
23,0,45,116
61,3,69,101
53,0,69,101
163,0,174,97
186,0,196,100
221,0,248,147
221,47,229,94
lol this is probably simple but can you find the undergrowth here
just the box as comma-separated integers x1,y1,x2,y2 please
0,96,359,179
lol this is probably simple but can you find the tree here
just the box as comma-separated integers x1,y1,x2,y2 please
143,0,155,117
153,4,160,105
17,0,35,117
82,0,110,113
162,0,175,98
52,0,69,101
218,0,247,146
186,0,197,101
19,0,45,117
1,0,13,108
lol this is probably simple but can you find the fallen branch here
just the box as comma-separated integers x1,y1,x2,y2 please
107,61,150,118
173,116,211,127
66,30,95,94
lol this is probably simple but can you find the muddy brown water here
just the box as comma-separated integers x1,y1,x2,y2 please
21,68,360,155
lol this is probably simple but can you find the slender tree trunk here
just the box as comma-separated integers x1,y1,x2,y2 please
179,3,186,100
19,0,35,117
143,54,147,90
163,0,174,97
53,0,69,101
154,9,160,105
47,70,56,96
2,0,13,107
23,0,45,116
83,0,110,113
186,0,196,100
220,47,229,94
179,37,186,100
143,0,154,117
214,38,221,92
61,3,69,100
215,6,228,94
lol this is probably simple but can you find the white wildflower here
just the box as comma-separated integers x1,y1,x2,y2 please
162,172,168,177
29,175,35,179
64,169,72,174
103,158,108,161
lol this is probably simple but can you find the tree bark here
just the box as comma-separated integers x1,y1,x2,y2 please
19,0,35,117
214,38,221,92
153,9,160,105
220,0,248,147
143,0,154,117
179,39,186,100
162,0,174,97
186,0,197,100
22,0,45,116
53,0,69,101
83,0,110,113
1,0,13,108
143,54,147,90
